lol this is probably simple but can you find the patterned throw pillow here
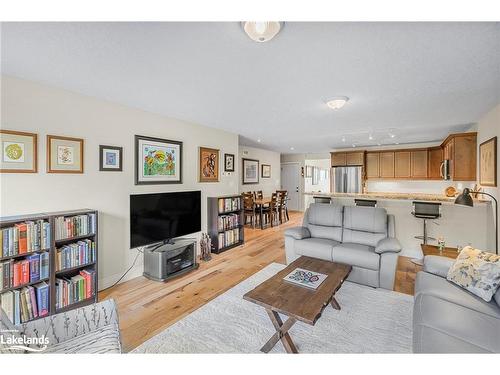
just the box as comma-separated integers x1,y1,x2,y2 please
447,246,500,302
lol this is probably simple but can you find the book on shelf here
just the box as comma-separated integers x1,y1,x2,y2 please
217,197,241,214
217,213,240,232
55,269,95,309
0,280,49,324
0,220,51,258
0,254,49,292
56,239,96,271
55,213,96,240
217,228,241,250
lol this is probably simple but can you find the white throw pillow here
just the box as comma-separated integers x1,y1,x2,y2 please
447,246,500,302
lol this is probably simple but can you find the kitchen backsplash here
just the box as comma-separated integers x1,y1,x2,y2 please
366,180,476,194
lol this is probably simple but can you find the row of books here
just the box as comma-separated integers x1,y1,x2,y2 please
55,269,95,310
0,252,49,292
54,213,96,240
218,197,242,214
217,213,241,232
217,228,241,250
1,220,51,258
56,239,96,271
1,281,49,324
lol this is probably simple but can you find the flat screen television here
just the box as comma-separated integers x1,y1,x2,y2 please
130,191,201,249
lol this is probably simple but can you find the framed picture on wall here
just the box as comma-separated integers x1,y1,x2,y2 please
242,158,259,184
224,153,235,172
0,130,38,173
199,147,220,182
261,164,271,178
479,136,497,187
47,135,84,173
99,145,123,171
135,135,182,185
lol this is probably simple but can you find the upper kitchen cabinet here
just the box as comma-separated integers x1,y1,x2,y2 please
427,147,443,180
379,152,395,178
442,132,477,181
331,151,364,167
410,149,428,179
366,152,380,178
394,151,411,178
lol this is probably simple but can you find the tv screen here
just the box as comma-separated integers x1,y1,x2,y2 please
130,191,201,248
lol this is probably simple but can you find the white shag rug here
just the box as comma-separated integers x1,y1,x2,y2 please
132,263,413,353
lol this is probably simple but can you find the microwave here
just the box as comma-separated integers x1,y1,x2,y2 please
440,159,450,180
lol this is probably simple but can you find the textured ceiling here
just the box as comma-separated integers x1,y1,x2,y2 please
1,22,499,153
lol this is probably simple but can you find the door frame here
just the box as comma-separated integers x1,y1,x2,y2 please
280,162,304,212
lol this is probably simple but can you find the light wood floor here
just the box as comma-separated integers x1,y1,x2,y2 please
99,211,420,352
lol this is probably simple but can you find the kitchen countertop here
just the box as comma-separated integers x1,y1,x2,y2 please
304,191,489,204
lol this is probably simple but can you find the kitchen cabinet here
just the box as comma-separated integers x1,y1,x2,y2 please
411,150,428,179
331,151,364,167
379,152,395,178
331,152,346,167
427,147,443,180
395,151,411,178
451,133,477,181
366,152,380,178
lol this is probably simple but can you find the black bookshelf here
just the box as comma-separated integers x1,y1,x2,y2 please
207,195,244,254
0,209,98,324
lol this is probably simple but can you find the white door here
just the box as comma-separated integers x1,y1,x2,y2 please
281,163,300,211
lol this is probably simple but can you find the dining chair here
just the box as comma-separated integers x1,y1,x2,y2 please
276,190,289,222
262,192,280,227
243,192,258,229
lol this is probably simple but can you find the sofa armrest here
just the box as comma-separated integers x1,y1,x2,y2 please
375,237,402,254
423,255,455,278
284,227,311,240
21,299,120,348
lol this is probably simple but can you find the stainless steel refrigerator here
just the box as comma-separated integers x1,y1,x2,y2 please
332,166,362,193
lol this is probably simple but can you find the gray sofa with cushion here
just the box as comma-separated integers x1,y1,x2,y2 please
414,255,500,353
285,203,402,289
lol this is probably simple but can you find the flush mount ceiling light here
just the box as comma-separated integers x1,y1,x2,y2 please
242,22,283,43
326,96,349,110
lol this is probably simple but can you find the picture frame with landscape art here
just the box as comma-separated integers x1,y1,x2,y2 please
199,147,219,182
99,145,123,171
135,135,182,185
242,158,259,184
261,164,271,178
479,136,497,187
0,130,37,173
47,135,84,173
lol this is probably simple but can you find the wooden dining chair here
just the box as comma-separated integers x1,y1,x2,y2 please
255,190,263,200
262,192,280,227
277,190,289,223
243,192,258,228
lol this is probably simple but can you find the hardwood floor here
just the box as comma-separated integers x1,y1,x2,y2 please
99,210,419,352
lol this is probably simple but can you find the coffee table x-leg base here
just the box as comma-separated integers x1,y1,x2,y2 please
261,309,298,353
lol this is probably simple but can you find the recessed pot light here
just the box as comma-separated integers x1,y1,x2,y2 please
257,139,261,143
341,136,346,142
243,22,282,43
290,147,294,151
326,96,349,110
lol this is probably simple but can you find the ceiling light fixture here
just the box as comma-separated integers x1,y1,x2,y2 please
326,96,349,110
257,139,261,143
341,136,346,142
290,147,294,151
242,22,282,43
368,134,374,141
352,144,356,148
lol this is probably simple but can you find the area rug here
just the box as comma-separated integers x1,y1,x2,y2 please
132,263,413,353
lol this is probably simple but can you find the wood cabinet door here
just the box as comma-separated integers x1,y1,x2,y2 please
453,134,477,181
395,151,411,178
379,152,395,178
411,150,428,179
365,152,380,178
427,147,443,179
346,151,364,166
331,152,346,167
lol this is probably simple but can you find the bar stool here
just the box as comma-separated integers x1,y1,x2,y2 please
314,196,331,204
412,201,441,245
354,199,377,207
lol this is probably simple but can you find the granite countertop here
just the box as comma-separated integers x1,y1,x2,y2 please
303,191,489,204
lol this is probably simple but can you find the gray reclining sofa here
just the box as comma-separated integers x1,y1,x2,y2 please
285,203,402,290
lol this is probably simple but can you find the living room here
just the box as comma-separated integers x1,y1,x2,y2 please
1,1,499,372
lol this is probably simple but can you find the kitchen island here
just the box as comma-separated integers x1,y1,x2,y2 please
303,191,495,259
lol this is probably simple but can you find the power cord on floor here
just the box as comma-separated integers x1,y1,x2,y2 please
101,247,143,292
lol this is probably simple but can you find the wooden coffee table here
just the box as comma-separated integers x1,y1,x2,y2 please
243,256,352,353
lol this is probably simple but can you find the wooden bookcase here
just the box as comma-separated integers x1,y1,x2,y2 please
207,195,244,254
0,209,98,323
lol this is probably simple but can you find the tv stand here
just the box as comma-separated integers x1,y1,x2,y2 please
143,239,198,282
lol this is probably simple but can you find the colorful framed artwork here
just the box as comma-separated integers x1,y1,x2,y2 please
0,130,38,173
135,135,182,185
479,136,497,187
47,135,84,173
224,153,235,172
242,158,259,184
261,164,271,178
199,147,219,182
99,145,123,172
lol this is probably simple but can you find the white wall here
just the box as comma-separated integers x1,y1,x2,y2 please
0,75,240,289
239,145,281,195
476,103,500,252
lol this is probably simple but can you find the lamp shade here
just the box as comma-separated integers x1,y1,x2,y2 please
454,188,474,207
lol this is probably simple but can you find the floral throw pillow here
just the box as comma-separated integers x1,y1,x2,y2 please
447,246,500,302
